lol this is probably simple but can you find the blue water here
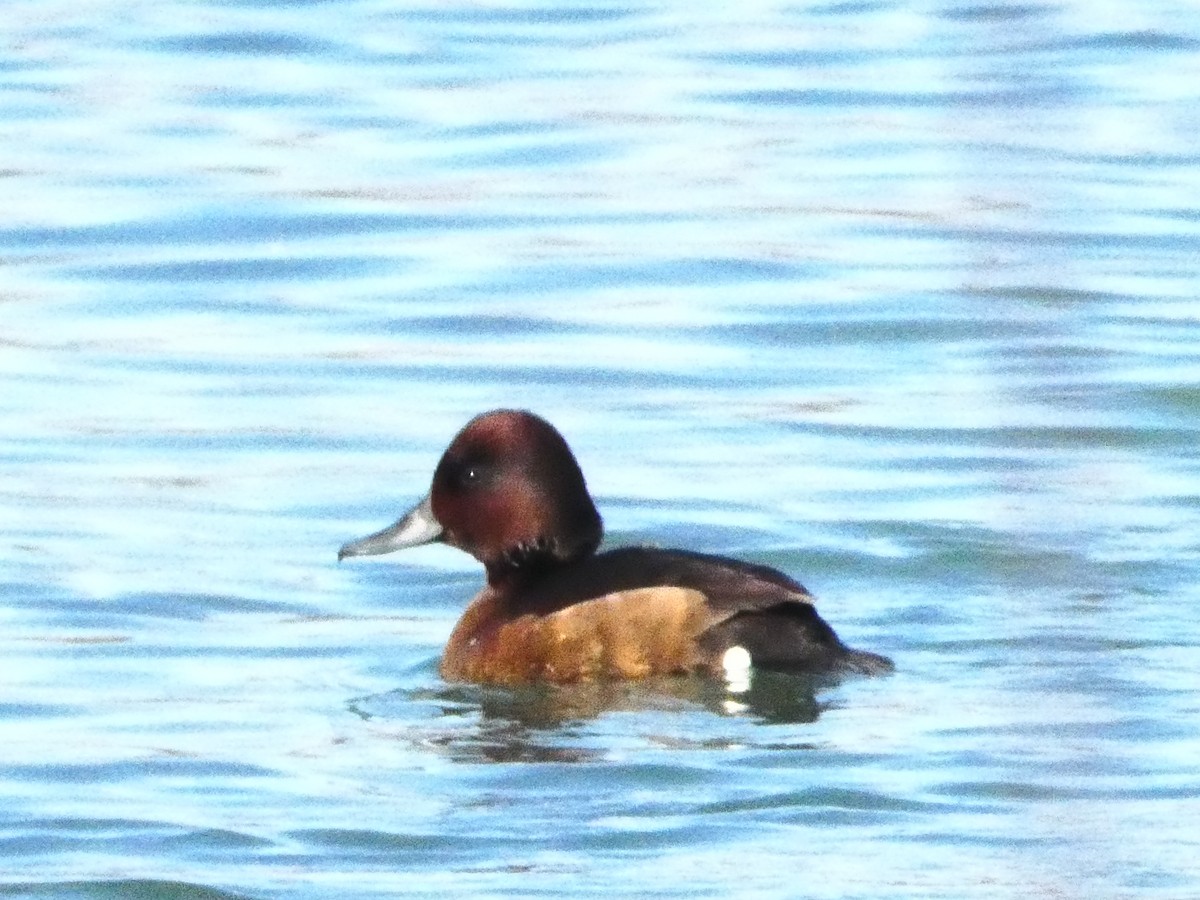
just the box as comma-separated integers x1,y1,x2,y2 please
4,1,1200,897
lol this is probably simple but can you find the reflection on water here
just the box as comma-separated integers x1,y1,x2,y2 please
350,672,828,764
4,0,1200,897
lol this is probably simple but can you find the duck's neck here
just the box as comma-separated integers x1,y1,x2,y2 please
484,536,586,590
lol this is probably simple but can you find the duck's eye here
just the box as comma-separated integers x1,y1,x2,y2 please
453,460,490,490
437,452,494,493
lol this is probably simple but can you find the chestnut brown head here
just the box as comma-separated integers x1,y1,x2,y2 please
338,410,603,583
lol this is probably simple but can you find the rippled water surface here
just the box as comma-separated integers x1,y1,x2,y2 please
4,1,1200,897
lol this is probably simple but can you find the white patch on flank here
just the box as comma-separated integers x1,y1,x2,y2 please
722,645,752,695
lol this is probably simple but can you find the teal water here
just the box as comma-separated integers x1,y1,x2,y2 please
3,1,1200,897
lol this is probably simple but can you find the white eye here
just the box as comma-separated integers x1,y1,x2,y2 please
451,457,490,489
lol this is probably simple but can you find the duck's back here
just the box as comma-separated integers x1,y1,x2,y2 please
514,547,892,677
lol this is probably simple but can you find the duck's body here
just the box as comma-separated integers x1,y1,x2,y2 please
339,410,891,684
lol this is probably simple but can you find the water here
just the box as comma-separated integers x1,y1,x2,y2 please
3,0,1200,897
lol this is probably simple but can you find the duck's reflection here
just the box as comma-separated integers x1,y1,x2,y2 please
351,670,833,764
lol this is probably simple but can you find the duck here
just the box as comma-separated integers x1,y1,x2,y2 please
338,409,892,684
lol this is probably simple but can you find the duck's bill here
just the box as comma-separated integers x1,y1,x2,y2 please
338,494,443,560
